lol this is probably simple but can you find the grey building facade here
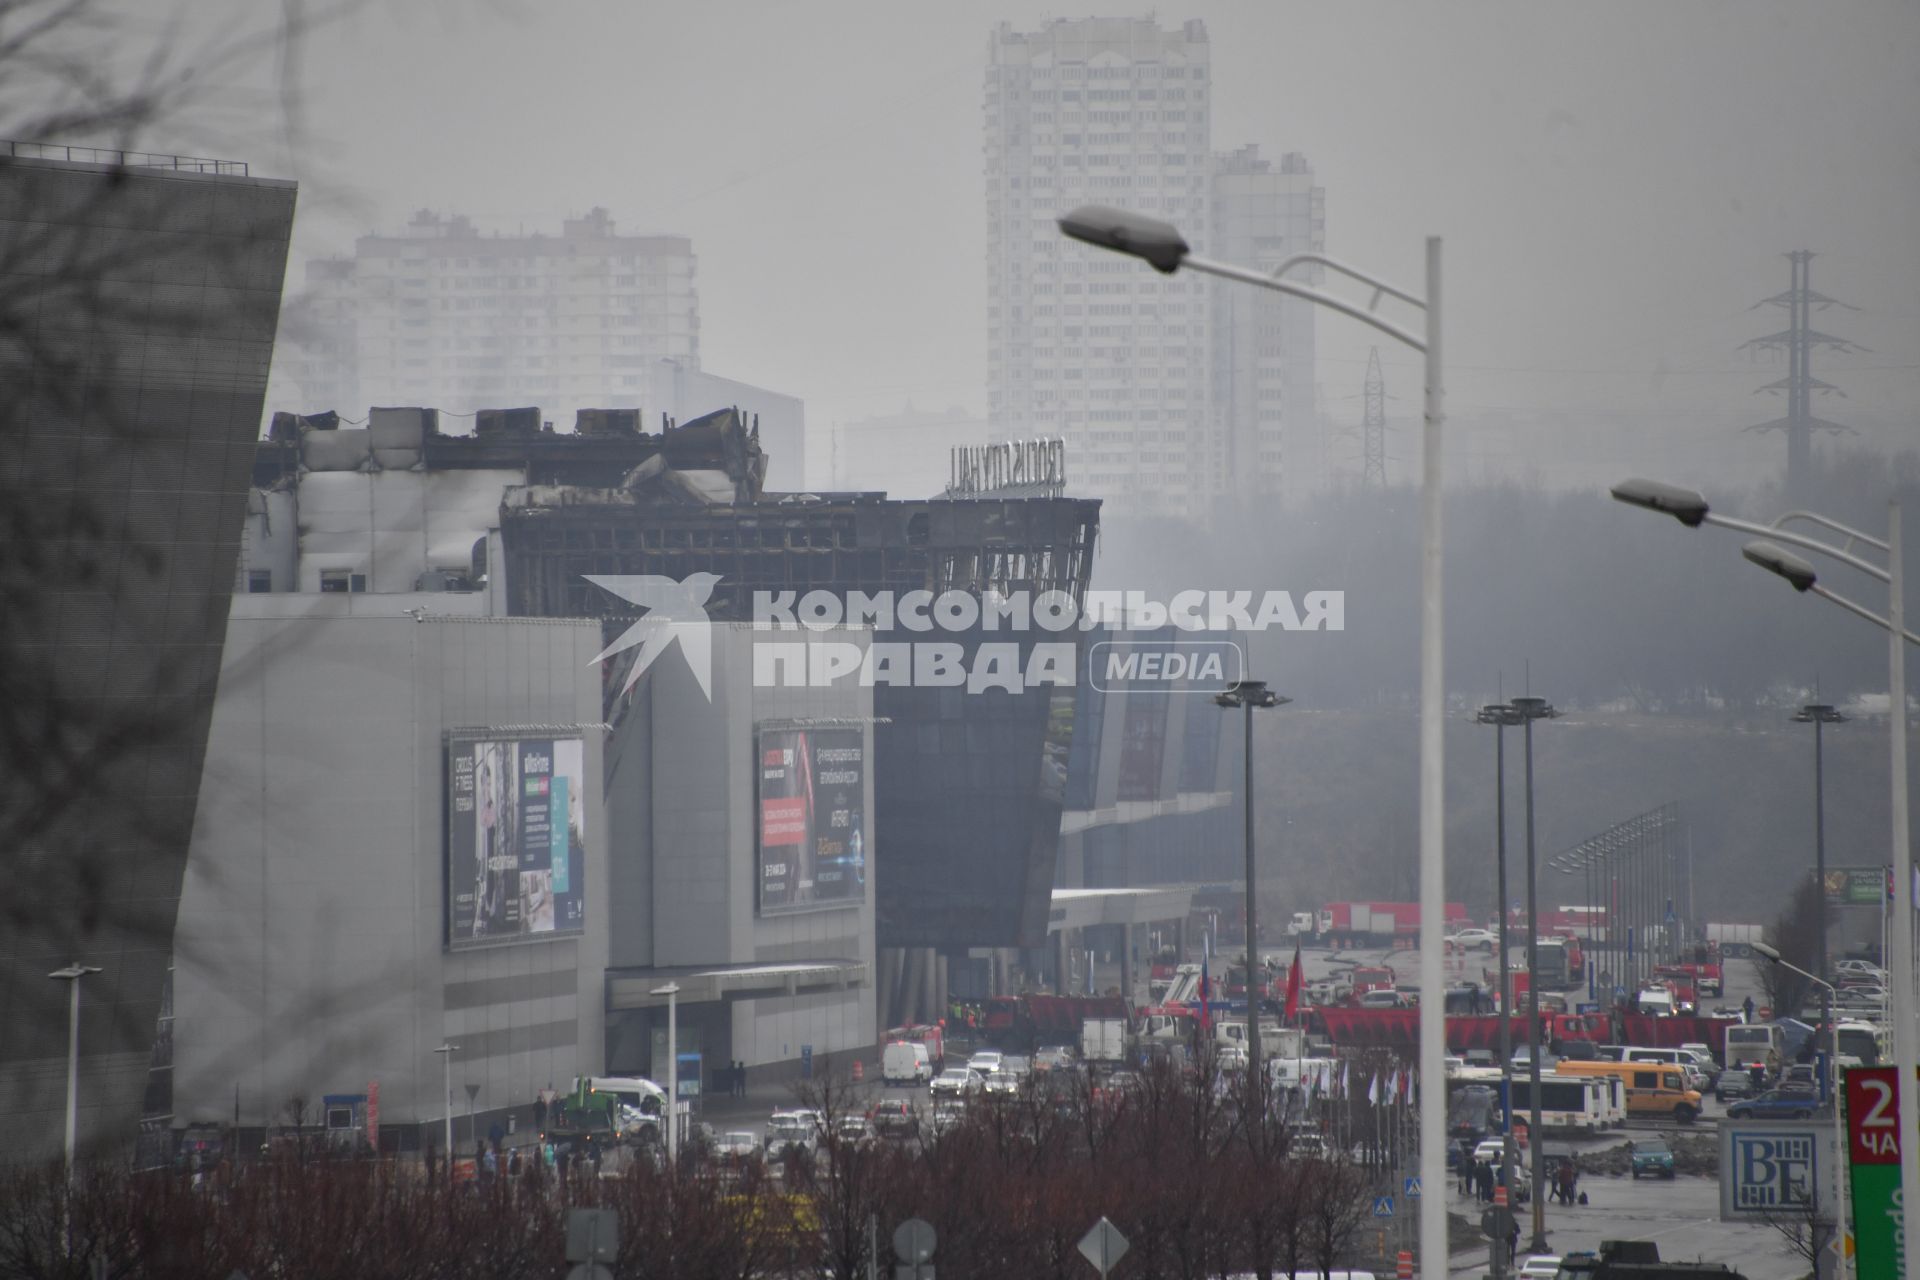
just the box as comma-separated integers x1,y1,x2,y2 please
0,148,295,1160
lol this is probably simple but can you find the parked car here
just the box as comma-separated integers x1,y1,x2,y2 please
982,1070,1023,1099
764,1109,821,1159
882,1040,933,1086
1726,1086,1823,1120
869,1099,919,1137
929,1100,968,1136
1715,1069,1760,1103
932,1068,982,1100
714,1131,760,1163
1517,1258,1563,1280
966,1049,1004,1077
1449,928,1498,952
833,1115,875,1145
1630,1136,1676,1180
1463,1050,1498,1070
1033,1046,1077,1074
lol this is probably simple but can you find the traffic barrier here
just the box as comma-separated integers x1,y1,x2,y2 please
1494,1185,1508,1208
852,1058,864,1083
1396,1249,1413,1279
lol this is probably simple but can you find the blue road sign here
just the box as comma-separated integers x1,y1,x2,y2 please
1372,1196,1395,1218
1404,1176,1422,1199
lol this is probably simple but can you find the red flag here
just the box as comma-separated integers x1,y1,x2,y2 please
1198,958,1212,1034
1283,939,1304,1023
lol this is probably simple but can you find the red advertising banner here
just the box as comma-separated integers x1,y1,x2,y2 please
1844,1065,1900,1164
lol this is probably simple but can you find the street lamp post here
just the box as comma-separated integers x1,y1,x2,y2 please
1794,701,1845,1082
47,963,101,1180
432,1043,457,1182
1064,206,1448,1280
1754,941,1845,1280
1612,481,1920,1265
1477,703,1524,1251
1510,695,1556,1253
1214,679,1290,1103
652,982,681,1163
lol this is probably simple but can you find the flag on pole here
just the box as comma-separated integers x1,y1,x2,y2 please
1283,937,1304,1023
1368,1073,1380,1106
1387,1068,1400,1103
1341,1062,1351,1097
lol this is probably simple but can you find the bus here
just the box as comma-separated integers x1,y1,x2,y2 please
1506,1072,1625,1133
1554,1059,1702,1123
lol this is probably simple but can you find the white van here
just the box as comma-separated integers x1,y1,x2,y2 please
883,1041,933,1085
1624,1047,1708,1091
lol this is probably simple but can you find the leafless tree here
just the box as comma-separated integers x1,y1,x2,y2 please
1758,876,1829,1021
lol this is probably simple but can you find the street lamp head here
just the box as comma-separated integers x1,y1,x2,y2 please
1610,478,1710,528
1742,540,1819,593
651,982,682,998
1215,679,1290,710
1510,696,1557,721
433,1043,459,1055
1751,941,1782,963
47,964,102,981
1058,205,1190,274
1793,703,1846,725
1476,703,1524,726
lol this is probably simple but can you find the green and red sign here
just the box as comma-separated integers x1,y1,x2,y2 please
1842,1065,1907,1279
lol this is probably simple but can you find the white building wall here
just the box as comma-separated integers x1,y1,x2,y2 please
173,600,608,1132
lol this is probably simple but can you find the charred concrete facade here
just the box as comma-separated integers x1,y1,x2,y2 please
0,148,295,1160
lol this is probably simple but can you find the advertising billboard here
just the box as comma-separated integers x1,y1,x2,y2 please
1822,865,1891,908
1842,1065,1907,1280
1715,1117,1838,1222
757,726,866,914
447,735,587,948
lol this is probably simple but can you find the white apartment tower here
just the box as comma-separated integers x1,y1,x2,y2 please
985,18,1324,517
285,208,699,425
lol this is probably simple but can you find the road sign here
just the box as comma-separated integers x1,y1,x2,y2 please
893,1218,936,1265
1403,1175,1422,1199
565,1208,619,1263
1371,1195,1395,1218
1842,1065,1905,1280
1077,1217,1129,1278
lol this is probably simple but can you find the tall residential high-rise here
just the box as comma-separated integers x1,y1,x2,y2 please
281,208,809,489
288,208,697,417
1211,144,1325,505
985,18,1324,518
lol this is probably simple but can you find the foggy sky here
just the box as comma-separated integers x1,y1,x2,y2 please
176,1,1920,492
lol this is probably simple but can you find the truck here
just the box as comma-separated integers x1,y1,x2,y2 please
1287,911,1317,938
1657,959,1723,999
1533,936,1585,989
1705,922,1763,958
1081,1015,1130,1065
1316,901,1470,945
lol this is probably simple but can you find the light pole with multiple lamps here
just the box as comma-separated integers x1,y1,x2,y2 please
1063,206,1449,1279
1753,940,1846,1280
653,982,681,1163
1795,700,1844,1081
47,962,101,1180
1510,694,1556,1253
432,1042,457,1180
1476,702,1524,1246
1611,479,1919,1265
1213,678,1290,1101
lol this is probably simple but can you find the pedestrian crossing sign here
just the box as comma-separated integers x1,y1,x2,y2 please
1372,1196,1395,1218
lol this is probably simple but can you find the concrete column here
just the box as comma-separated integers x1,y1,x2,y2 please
902,948,925,1026
1174,918,1187,964
921,947,939,1023
935,953,949,1026
1119,924,1135,1006
1055,930,1070,995
877,948,895,1037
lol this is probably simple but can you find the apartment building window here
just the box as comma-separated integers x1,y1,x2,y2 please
246,570,272,594
320,570,367,594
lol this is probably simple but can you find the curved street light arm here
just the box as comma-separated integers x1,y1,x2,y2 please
1706,512,1891,583
1772,510,1891,556
1265,251,1428,313
1181,254,1428,353
1808,582,1920,647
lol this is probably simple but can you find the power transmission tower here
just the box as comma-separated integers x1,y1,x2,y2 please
1741,251,1865,493
1361,347,1387,489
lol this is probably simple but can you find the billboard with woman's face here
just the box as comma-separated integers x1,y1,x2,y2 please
446,734,587,948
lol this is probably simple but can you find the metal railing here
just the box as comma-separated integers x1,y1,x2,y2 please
2,140,247,176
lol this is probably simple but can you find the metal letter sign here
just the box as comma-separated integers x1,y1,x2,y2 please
1373,1195,1395,1218
1077,1217,1129,1278
1843,1065,1905,1280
